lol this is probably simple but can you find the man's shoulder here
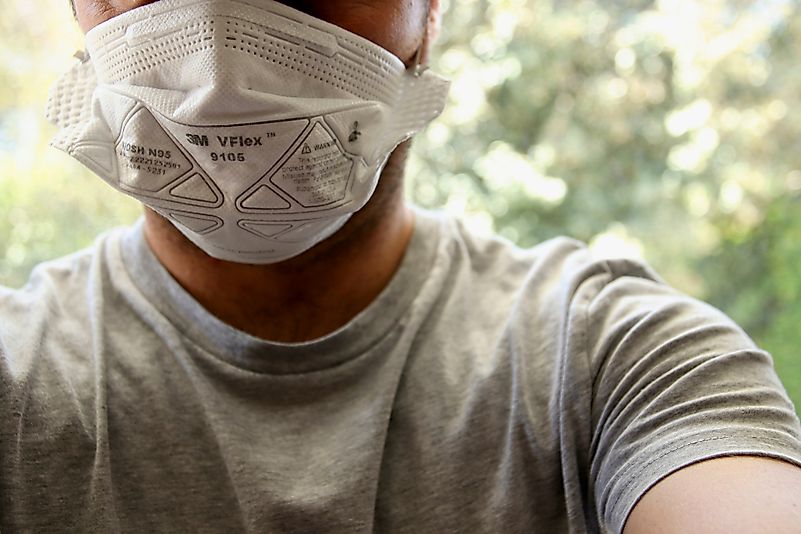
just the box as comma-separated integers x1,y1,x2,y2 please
439,214,669,315
0,227,129,368
420,212,690,379
1,239,101,315
428,214,745,385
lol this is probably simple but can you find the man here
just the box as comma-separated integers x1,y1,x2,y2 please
1,0,800,532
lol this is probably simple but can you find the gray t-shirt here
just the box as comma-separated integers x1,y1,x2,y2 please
1,209,800,533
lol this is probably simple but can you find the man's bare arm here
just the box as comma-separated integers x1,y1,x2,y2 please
623,455,801,533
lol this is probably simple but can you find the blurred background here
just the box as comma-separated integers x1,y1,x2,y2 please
1,0,799,407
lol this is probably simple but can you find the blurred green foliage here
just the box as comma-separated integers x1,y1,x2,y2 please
408,0,801,406
0,0,141,286
1,0,799,406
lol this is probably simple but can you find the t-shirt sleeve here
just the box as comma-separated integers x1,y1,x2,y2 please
585,258,801,534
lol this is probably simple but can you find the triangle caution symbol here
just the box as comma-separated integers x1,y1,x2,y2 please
271,122,353,208
302,144,312,155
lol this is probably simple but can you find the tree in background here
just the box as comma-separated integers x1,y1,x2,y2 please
409,0,801,405
1,0,799,404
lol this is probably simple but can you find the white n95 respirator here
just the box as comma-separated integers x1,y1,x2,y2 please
46,0,450,264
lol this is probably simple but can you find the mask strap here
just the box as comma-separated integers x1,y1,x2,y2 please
74,50,90,63
412,46,428,77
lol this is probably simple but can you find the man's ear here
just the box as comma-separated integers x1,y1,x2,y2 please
427,0,442,46
416,0,441,66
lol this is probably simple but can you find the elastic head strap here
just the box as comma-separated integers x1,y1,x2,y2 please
412,45,428,77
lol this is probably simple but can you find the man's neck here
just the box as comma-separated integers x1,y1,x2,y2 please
142,148,415,344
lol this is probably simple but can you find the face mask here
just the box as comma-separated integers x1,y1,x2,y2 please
46,0,449,264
